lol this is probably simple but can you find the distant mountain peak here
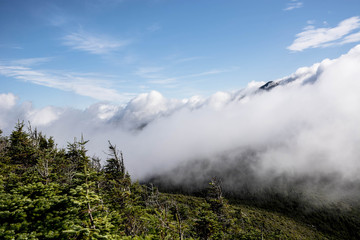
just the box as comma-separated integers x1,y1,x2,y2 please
259,81,280,91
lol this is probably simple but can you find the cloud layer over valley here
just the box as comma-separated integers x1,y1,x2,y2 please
1,45,360,202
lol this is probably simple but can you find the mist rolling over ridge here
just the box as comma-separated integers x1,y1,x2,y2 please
1,44,360,204
4,2,360,238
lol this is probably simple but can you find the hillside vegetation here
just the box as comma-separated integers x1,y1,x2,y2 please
0,122,356,239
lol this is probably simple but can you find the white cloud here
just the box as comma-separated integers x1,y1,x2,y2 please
205,91,231,110
63,30,131,55
0,93,17,110
2,45,360,201
288,16,360,51
27,106,63,126
0,65,132,102
184,69,226,78
341,31,360,44
284,0,303,11
87,103,121,120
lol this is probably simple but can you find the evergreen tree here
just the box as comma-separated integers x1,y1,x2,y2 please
63,137,113,239
103,141,131,209
1,122,355,239
7,121,36,167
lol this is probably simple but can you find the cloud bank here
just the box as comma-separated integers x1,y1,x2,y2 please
1,45,360,201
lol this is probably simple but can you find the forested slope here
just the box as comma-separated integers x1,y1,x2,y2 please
0,122,356,239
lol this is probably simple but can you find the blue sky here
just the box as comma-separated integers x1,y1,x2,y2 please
1,0,360,109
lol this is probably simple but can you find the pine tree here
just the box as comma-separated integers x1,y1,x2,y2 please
103,141,131,209
7,121,36,167
64,137,113,239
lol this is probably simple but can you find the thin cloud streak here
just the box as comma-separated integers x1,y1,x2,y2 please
147,69,230,86
63,30,131,55
174,56,204,64
341,31,360,44
9,57,53,66
136,67,230,86
135,67,164,79
284,0,303,11
184,69,228,78
0,65,133,102
288,16,360,51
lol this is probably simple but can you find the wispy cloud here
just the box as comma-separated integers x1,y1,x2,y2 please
135,67,164,79
135,67,177,85
49,14,68,27
134,64,234,88
0,65,133,102
174,56,204,64
63,30,131,55
341,31,360,44
147,23,161,32
148,78,177,85
307,20,315,25
9,57,53,66
0,44,23,50
183,69,226,78
149,69,232,86
284,0,303,11
288,16,360,51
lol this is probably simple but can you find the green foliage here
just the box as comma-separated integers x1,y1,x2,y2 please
0,181,71,239
0,122,357,239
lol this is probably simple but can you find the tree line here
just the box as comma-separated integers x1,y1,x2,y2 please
0,122,249,239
